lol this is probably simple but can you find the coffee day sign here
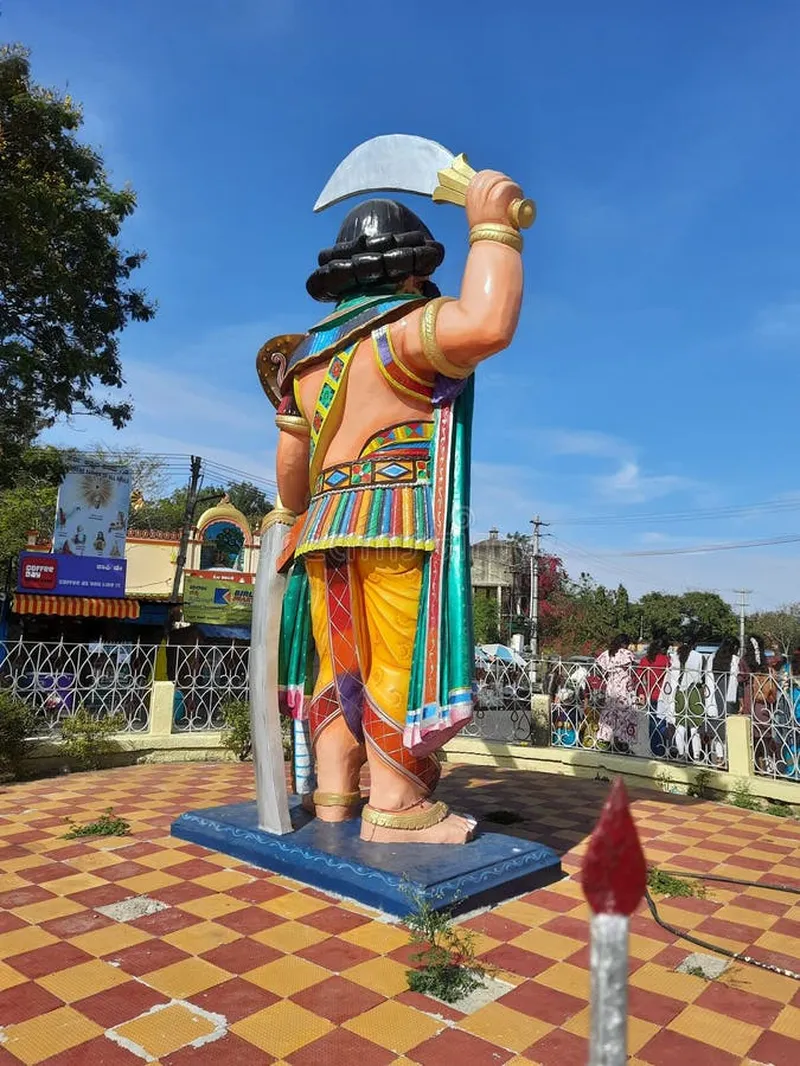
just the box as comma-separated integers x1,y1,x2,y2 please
183,576,254,624
52,461,132,560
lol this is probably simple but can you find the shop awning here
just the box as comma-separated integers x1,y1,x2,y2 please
12,595,141,619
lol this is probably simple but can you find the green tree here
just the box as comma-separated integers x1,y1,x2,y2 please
751,604,800,657
473,593,500,644
680,591,737,643
0,46,154,490
226,481,273,524
638,592,684,641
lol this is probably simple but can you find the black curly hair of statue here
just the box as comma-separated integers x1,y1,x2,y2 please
306,198,445,303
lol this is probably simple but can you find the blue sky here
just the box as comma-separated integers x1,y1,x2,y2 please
6,0,800,608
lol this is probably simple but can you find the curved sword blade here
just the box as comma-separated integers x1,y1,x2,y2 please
313,134,455,212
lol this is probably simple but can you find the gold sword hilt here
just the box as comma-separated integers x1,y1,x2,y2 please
432,153,536,230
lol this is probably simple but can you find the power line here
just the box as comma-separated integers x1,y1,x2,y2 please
620,533,800,557
556,496,800,527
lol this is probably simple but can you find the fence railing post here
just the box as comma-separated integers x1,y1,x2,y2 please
727,715,754,778
149,681,177,737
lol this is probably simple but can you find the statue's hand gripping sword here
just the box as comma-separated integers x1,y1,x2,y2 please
313,133,536,230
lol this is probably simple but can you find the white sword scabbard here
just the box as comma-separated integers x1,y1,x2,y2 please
250,509,295,834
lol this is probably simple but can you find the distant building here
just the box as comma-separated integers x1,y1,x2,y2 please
470,528,523,621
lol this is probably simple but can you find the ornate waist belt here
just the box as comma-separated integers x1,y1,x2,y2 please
297,447,435,557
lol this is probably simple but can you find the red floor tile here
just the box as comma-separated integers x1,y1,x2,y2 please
41,910,112,939
0,980,63,1024
694,981,782,1028
396,989,465,1022
0,885,55,908
480,944,554,978
541,914,589,940
0,912,28,933
190,976,279,1022
627,986,687,1027
499,980,585,1025
105,938,187,976
67,884,131,908
149,881,212,905
461,912,529,942
159,858,222,879
215,905,285,935
164,1032,274,1066
298,905,372,935
5,941,93,979
128,907,203,936
226,879,290,904
695,916,763,943
201,937,280,974
291,975,385,1024
637,1028,739,1065
287,1027,395,1066
524,1027,589,1065
77,980,170,1028
40,1035,144,1064
412,1028,514,1066
520,889,578,912
296,935,376,972
18,862,76,885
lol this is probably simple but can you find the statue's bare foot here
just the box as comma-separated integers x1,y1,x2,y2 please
360,801,476,844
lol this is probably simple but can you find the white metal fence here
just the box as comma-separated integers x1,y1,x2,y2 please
173,643,249,732
0,640,157,734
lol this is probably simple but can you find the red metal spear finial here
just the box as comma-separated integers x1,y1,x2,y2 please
582,777,647,916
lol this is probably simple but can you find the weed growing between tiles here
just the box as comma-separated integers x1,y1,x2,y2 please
646,869,706,899
403,886,492,1004
63,806,131,838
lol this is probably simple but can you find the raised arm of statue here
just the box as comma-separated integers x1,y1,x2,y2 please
391,170,525,376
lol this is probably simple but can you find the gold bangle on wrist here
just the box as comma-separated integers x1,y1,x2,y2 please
275,413,310,435
469,223,523,254
262,506,296,532
419,297,474,380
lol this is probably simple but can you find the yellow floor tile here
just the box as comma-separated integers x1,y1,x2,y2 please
0,873,28,893
262,891,328,920
2,855,51,873
711,904,775,931
38,959,130,1002
669,1004,761,1057
629,932,670,961
510,928,583,961
114,1002,217,1058
755,929,800,958
192,869,255,892
1,1005,103,1065
339,921,410,954
345,957,412,997
652,904,708,930
771,1003,800,1039
630,962,707,1002
0,959,28,992
164,920,241,955
534,961,589,1000
142,957,230,999
67,851,124,873
252,919,330,954
494,900,562,928
0,926,58,960
69,923,152,958
264,875,306,892
231,999,333,1058
460,1002,553,1053
37,872,106,897
344,999,444,1053
136,848,194,870
11,897,85,926
117,871,181,895
177,893,249,920
719,963,799,1005
562,1005,590,1037
243,954,328,997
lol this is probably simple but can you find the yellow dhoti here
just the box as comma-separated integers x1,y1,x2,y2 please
305,549,440,796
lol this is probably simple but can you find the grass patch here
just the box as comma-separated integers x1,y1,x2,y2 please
730,781,761,811
64,807,130,839
647,868,706,899
765,801,794,818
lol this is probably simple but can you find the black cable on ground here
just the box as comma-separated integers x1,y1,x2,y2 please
645,868,800,981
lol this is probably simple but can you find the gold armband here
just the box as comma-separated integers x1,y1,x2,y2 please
262,497,297,532
275,413,310,435
419,297,474,380
469,223,523,254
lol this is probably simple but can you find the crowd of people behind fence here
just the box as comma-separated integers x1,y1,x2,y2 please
548,633,800,779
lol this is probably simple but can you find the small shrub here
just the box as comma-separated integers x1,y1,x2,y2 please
0,689,36,776
731,780,761,811
404,888,490,1004
647,868,706,899
765,801,794,819
64,807,130,838
688,770,714,800
60,708,123,771
221,700,252,761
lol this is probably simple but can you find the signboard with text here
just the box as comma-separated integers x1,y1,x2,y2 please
17,553,127,599
52,460,132,560
183,575,253,624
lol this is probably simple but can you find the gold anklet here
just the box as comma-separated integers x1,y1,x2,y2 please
469,223,523,254
419,298,473,380
312,790,362,808
361,801,449,831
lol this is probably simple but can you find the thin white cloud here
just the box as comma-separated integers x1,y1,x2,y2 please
547,429,631,461
594,461,696,504
754,298,800,344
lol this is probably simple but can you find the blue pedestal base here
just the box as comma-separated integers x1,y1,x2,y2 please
171,799,561,918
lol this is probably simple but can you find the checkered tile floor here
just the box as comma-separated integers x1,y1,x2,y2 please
0,763,798,1065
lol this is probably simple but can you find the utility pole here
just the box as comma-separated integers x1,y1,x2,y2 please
734,589,751,655
170,456,203,611
529,516,549,676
